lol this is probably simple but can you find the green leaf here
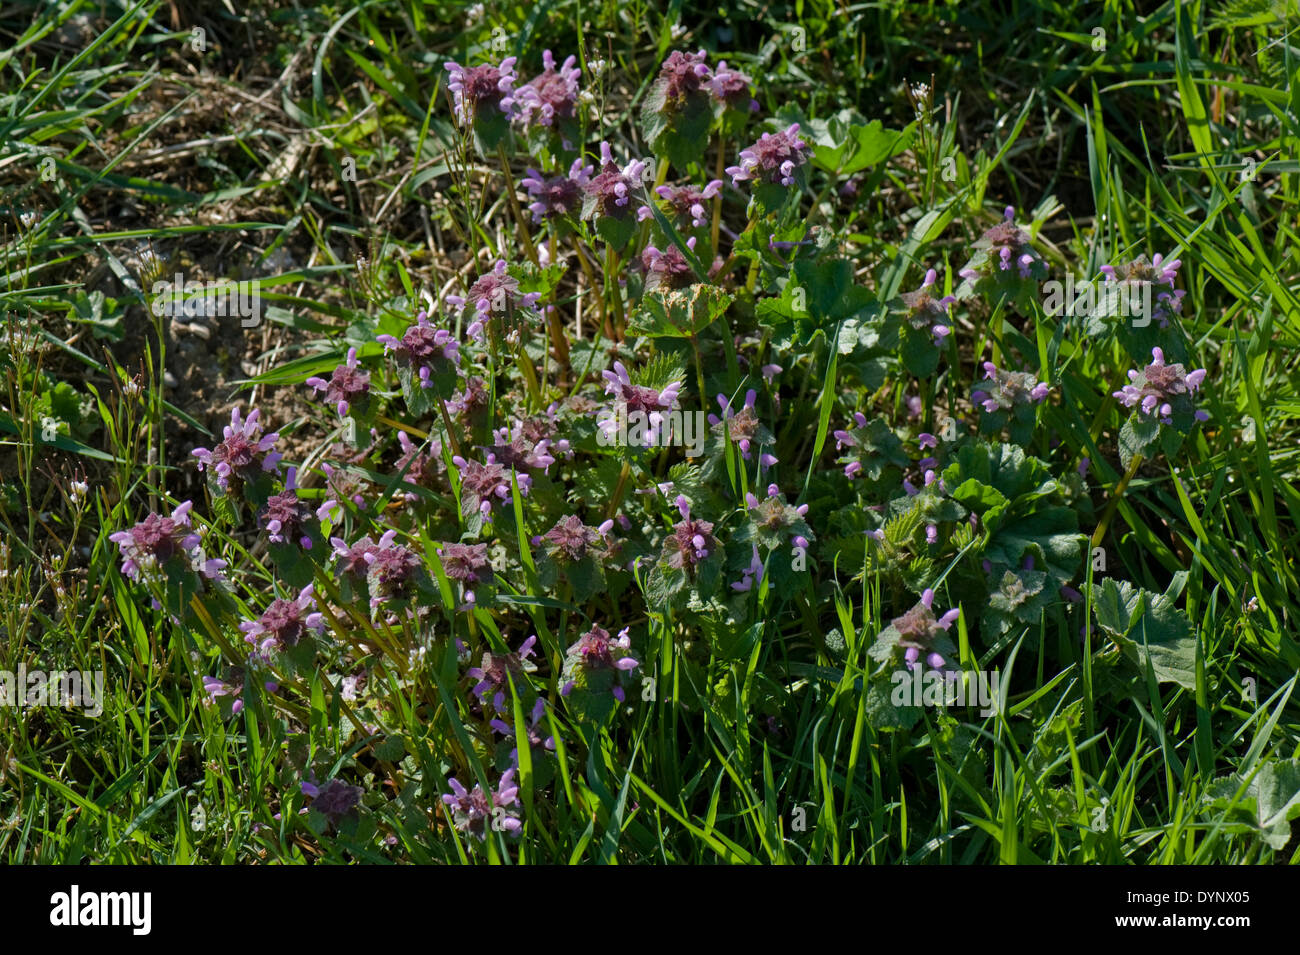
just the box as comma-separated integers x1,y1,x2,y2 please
1207,760,1300,850
630,284,732,338
1091,578,1197,688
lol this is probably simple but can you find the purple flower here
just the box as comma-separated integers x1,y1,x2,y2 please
900,268,957,345
520,159,592,222
597,361,683,441
650,50,712,110
192,407,282,492
641,238,699,291
1112,347,1209,425
108,499,225,582
377,311,460,388
709,389,777,468
305,347,370,418
444,57,518,124
665,495,717,572
201,675,243,714
484,418,560,474
514,50,581,127
361,529,422,608
446,260,542,339
649,180,723,229
582,142,649,221
240,584,325,656
438,541,493,585
1099,253,1186,328
731,544,765,592
958,206,1046,282
743,482,811,544
332,534,381,579
561,625,640,701
316,462,368,524
467,635,538,714
442,769,521,839
260,467,314,549
707,60,755,111
541,514,604,562
489,697,556,758
726,124,810,188
973,362,1051,413
892,589,961,671
452,452,530,521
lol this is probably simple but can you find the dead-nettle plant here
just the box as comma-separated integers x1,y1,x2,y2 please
99,43,1213,851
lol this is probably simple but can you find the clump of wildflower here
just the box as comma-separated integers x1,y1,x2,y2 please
359,529,423,609
520,160,592,223
305,347,370,418
665,495,718,572
899,268,956,347
109,500,225,582
540,514,609,562
484,418,559,474
973,362,1051,413
202,675,243,715
192,407,282,493
650,50,711,109
489,698,556,760
467,635,538,714
447,260,542,339
447,375,492,429
442,770,521,839
958,205,1047,283
316,462,368,524
641,238,699,292
240,584,325,656
1112,346,1209,425
708,60,756,112
438,541,494,608
332,534,381,580
561,624,640,701
582,142,649,223
452,452,531,521
260,467,315,549
444,57,517,124
833,413,911,483
598,361,682,438
1099,253,1186,328
643,180,723,229
889,589,961,671
515,50,581,127
726,124,810,188
377,311,460,389
743,484,812,549
709,389,778,469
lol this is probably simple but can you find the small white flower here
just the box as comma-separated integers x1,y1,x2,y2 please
70,480,89,504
